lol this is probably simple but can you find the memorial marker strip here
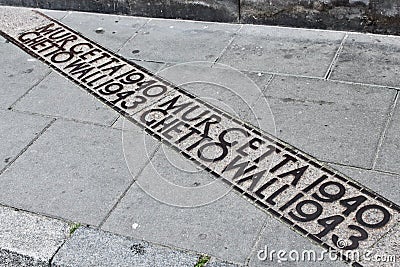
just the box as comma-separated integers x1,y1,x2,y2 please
1,9,399,266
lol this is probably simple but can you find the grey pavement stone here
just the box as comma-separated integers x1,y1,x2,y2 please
157,62,272,122
0,109,52,170
0,120,159,226
218,25,344,77
374,100,400,174
13,72,119,126
331,33,400,88
119,19,241,63
328,164,400,205
101,148,266,263
0,41,50,109
51,226,199,267
61,11,149,51
260,75,396,169
0,205,69,267
248,216,346,267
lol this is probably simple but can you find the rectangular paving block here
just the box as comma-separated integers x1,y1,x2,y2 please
0,205,69,267
0,41,50,109
119,18,241,63
0,120,159,226
331,33,400,88
101,160,266,264
374,100,400,174
61,11,149,51
218,25,344,77
0,109,52,170
51,226,200,267
261,75,396,169
13,72,119,126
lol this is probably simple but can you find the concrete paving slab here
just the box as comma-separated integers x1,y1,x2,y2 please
0,120,158,226
331,33,400,88
101,182,266,263
0,205,69,267
248,216,346,267
218,25,345,77
0,41,50,109
13,72,119,126
0,109,52,170
119,19,241,63
328,164,400,205
261,75,396,169
61,11,149,51
51,226,199,267
122,140,233,207
374,100,400,174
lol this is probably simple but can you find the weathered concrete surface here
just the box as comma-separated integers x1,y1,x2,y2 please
0,206,69,267
1,0,400,34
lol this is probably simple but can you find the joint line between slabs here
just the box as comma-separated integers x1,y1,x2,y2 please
109,115,121,127
11,108,119,130
0,118,56,176
260,74,275,95
250,74,275,108
324,160,400,177
324,33,348,80
116,18,152,53
8,69,52,110
60,11,71,21
97,143,162,229
372,90,399,170
368,221,400,250
212,24,243,67
49,231,70,265
244,217,270,265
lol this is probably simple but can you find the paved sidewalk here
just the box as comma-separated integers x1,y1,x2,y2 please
0,6,399,267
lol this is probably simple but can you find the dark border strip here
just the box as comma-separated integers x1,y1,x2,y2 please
2,12,400,267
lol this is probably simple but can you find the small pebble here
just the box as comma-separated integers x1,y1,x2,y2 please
95,27,105,34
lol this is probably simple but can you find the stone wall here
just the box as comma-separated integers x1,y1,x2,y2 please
1,0,399,34
241,0,400,35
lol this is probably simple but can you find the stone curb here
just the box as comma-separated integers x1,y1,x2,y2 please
0,205,239,267
1,0,400,34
